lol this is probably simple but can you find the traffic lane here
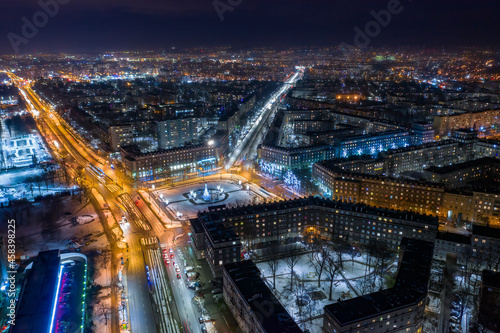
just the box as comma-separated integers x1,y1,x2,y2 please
164,249,202,333
146,248,179,333
176,240,236,333
127,243,157,333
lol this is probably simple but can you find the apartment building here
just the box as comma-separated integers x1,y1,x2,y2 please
109,124,134,151
120,144,218,182
157,117,198,149
313,163,445,216
433,109,500,137
195,197,438,250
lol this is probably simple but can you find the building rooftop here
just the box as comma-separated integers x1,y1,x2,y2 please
12,250,61,333
472,225,500,240
315,162,444,189
198,196,439,226
202,219,240,245
425,157,500,175
482,270,500,289
381,139,456,155
223,260,302,333
120,144,211,159
436,231,471,244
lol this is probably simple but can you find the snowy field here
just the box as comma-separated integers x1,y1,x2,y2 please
0,195,107,258
0,167,76,205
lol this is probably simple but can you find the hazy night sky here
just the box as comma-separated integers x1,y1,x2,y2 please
0,0,499,54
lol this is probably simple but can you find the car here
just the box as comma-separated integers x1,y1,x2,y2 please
165,259,170,265
199,317,204,324
212,288,222,294
175,267,181,273
176,273,181,279
201,326,207,333
170,253,175,258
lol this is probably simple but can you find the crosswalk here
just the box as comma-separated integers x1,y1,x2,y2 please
106,183,121,193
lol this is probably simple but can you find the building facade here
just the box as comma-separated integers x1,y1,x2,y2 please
195,197,438,250
109,124,133,151
157,117,198,149
433,109,500,137
120,144,218,182
313,163,445,217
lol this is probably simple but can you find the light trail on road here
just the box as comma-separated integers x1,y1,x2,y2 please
226,68,303,168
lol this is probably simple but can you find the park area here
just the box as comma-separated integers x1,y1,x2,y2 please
250,242,399,333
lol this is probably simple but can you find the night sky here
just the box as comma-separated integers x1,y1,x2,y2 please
1,0,499,54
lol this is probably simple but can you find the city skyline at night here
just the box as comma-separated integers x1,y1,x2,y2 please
1,2,500,333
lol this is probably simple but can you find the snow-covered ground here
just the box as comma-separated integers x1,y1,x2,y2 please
0,195,107,258
255,252,396,333
156,180,260,217
0,167,76,205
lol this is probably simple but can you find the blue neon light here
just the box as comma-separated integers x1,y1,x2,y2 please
49,264,64,333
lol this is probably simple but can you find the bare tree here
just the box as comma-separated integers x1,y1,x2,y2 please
96,301,111,326
33,174,44,195
371,241,392,290
309,240,328,288
24,177,35,197
455,288,472,324
99,251,111,270
294,274,308,325
264,243,280,289
324,255,340,301
284,245,301,291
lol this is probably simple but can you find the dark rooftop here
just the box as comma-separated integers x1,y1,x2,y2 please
482,270,500,289
425,157,500,175
223,260,302,333
12,250,61,333
198,196,438,226
473,225,500,240
315,162,444,189
436,231,471,244
202,219,240,245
